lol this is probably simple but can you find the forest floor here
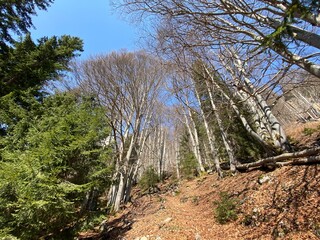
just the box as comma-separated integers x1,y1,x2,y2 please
79,122,320,240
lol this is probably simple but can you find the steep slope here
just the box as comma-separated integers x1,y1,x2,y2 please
77,120,320,240
79,164,319,240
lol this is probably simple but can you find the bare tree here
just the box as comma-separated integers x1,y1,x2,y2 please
72,51,166,211
138,101,178,180
271,73,320,125
193,77,223,176
216,47,290,151
114,0,299,154
171,66,238,176
116,0,320,78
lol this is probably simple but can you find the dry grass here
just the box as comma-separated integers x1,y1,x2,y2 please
285,120,320,149
285,120,320,138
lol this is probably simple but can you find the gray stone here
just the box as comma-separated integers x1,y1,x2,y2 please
258,175,271,184
195,232,202,240
159,217,173,229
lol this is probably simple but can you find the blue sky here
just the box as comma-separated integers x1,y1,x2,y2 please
30,0,139,59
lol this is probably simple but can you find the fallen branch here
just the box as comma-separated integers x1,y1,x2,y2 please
274,156,320,167
236,147,320,170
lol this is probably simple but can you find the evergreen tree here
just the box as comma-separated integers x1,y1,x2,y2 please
0,0,82,99
179,130,199,179
192,62,264,165
0,1,104,238
0,0,54,43
0,34,83,98
0,92,112,239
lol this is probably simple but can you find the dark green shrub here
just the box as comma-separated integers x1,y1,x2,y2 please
138,167,160,192
303,127,317,136
78,211,106,232
314,222,320,237
214,192,239,224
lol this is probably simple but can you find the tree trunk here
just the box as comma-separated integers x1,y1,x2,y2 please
175,139,181,179
203,65,274,153
193,83,223,177
231,52,290,151
114,171,126,211
236,147,320,170
204,77,237,173
183,106,205,172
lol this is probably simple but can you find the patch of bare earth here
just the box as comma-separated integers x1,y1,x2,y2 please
96,165,319,240
77,122,320,240
285,120,320,149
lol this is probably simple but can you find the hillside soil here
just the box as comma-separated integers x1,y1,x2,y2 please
79,165,319,240
78,122,320,240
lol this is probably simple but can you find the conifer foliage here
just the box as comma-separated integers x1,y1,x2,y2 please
0,1,112,239
0,0,54,43
0,34,83,98
0,92,112,239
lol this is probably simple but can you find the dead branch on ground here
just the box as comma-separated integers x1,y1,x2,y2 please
236,147,320,170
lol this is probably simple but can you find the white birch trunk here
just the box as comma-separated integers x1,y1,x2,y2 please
204,79,237,173
183,108,205,172
203,65,275,153
231,51,289,151
193,84,223,177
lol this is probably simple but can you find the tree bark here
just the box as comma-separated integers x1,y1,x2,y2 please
193,83,223,177
183,108,205,172
236,147,320,170
204,78,237,173
203,65,275,153
230,48,290,151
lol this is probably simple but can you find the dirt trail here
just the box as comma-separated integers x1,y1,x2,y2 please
105,176,246,240
79,165,319,240
77,123,320,240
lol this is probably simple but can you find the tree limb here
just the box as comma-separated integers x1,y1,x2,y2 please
236,147,320,170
